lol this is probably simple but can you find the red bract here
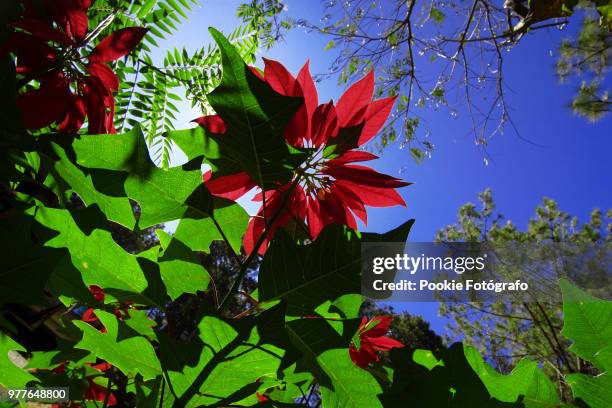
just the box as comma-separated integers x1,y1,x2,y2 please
349,315,404,368
196,59,410,255
256,392,269,403
3,1,146,133
84,360,117,406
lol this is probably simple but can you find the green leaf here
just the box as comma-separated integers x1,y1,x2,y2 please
34,206,165,306
73,310,161,381
560,279,612,408
384,343,517,407
207,27,305,189
259,220,414,316
464,346,560,408
412,349,444,370
0,334,38,388
0,212,61,306
73,129,204,228
157,304,290,406
155,229,210,299
285,316,380,408
49,140,136,228
560,279,612,371
319,349,384,407
173,197,248,255
259,226,362,316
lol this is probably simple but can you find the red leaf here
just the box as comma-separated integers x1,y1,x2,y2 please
335,180,407,207
306,196,327,239
77,0,91,9
328,150,378,165
81,308,98,323
256,392,269,403
367,335,405,351
311,101,338,146
335,70,374,127
58,93,86,133
17,73,69,129
323,164,410,188
296,60,318,119
202,170,212,182
83,78,109,134
205,172,256,200
263,57,300,96
90,361,112,372
85,380,117,406
44,0,89,41
330,183,367,224
12,18,72,45
292,60,318,143
4,32,57,75
88,285,105,302
358,96,396,145
243,216,268,256
192,115,227,134
319,192,357,230
88,62,119,91
362,315,393,336
89,27,148,63
66,6,88,41
248,65,265,80
349,341,379,368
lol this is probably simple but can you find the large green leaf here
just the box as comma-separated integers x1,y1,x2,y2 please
286,317,381,408
49,140,136,228
66,127,246,253
167,127,232,173
157,304,290,407
207,27,305,189
73,310,161,381
383,343,517,407
560,279,612,408
172,183,249,255
34,206,165,306
319,349,384,408
258,220,414,316
464,346,560,408
68,127,204,228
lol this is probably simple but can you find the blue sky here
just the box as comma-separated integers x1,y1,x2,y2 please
155,1,612,334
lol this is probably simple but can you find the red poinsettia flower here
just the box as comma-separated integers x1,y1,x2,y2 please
3,0,147,133
197,59,410,255
349,315,404,368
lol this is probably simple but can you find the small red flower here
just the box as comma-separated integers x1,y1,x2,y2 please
349,315,404,368
3,1,147,133
196,59,410,255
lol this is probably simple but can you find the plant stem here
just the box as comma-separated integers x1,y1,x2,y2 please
102,375,113,408
216,175,302,313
